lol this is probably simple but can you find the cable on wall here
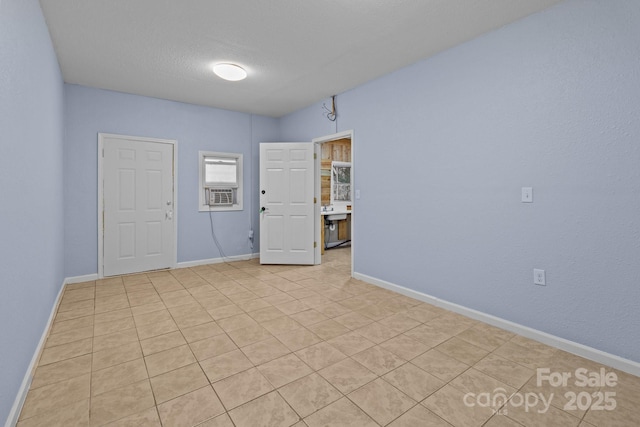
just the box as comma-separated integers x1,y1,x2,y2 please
322,95,337,123
208,206,232,263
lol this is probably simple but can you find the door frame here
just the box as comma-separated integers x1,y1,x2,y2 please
312,129,354,277
97,133,178,278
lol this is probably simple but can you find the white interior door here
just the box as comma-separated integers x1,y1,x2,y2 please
260,142,315,265
102,134,175,276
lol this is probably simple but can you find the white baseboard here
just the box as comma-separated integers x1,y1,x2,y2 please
353,272,640,377
64,273,98,285
177,253,260,269
5,280,66,427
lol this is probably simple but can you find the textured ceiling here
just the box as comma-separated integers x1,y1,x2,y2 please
39,0,563,117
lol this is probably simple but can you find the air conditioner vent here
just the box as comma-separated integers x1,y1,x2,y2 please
208,188,234,206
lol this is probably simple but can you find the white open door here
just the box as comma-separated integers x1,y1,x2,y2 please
260,142,315,265
101,134,175,276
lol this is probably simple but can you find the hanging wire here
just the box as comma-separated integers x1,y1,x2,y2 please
322,95,337,122
208,206,232,263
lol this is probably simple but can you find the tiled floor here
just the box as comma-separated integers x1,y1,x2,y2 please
17,247,640,426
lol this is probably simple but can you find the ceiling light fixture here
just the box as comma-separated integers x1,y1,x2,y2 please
213,63,247,81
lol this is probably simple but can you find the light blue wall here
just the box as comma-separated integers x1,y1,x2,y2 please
0,0,65,423
64,85,279,276
280,0,640,362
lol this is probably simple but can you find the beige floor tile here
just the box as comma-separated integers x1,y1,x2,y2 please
20,374,90,420
295,342,347,371
55,306,94,322
279,373,342,417
136,318,179,340
354,322,399,344
423,384,494,427
93,329,138,353
506,402,581,427
89,380,155,425
140,331,186,356
247,306,286,323
94,317,136,337
332,311,373,330
195,413,234,427
173,310,214,329
378,313,421,334
45,326,94,348
228,391,299,427
179,321,222,343
24,248,638,427
261,316,304,335
38,337,93,366
450,368,516,396
199,349,254,383
318,358,377,394
473,353,534,389
412,349,469,382
327,331,375,356
383,363,445,401
483,414,524,427
314,302,351,318
213,367,274,410
387,404,453,427
351,345,406,376
307,319,351,340
102,407,161,426
216,313,258,332
58,297,94,313
157,386,225,427
16,399,89,427
493,341,554,370
189,334,237,361
132,309,172,327
91,358,148,396
144,344,196,377
456,325,510,352
275,328,322,352
207,304,243,321
150,363,209,403
435,337,489,365
31,354,92,389
348,377,416,425
241,336,290,365
304,397,377,427
51,315,94,335
130,301,166,317
227,324,273,347
257,353,313,388
403,323,454,348
380,334,429,361
275,300,309,315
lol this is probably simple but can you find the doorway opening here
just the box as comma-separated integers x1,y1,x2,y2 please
313,130,354,277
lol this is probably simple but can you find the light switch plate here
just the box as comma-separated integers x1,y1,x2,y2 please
355,189,361,200
522,187,533,203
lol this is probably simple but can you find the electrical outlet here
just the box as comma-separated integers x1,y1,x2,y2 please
534,269,546,286
248,230,254,241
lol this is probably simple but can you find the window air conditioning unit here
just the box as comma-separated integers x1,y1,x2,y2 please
207,188,234,206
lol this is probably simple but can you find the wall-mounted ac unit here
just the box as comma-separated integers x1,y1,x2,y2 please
207,188,234,206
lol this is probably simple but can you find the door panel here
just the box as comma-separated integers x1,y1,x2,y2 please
260,142,315,265
103,135,174,276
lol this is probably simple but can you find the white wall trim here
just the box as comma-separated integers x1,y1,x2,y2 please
5,280,66,427
177,253,260,269
64,273,99,285
353,271,640,377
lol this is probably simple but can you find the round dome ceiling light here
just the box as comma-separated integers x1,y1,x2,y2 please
213,63,247,81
